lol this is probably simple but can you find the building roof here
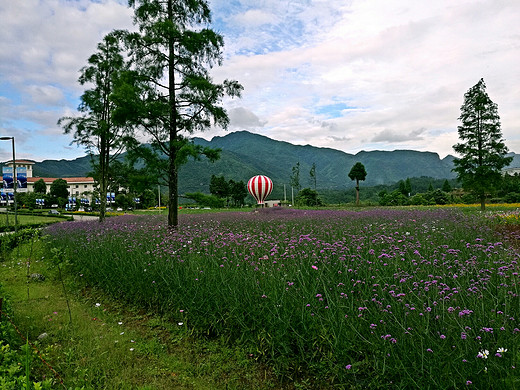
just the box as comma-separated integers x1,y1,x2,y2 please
27,177,95,183
5,159,36,165
62,177,95,183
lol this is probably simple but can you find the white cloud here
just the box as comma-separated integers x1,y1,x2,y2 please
371,128,427,143
210,0,520,158
0,0,134,160
230,9,276,28
228,107,267,128
26,85,65,105
0,0,133,88
1,0,519,161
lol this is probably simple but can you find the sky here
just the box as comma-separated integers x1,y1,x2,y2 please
1,0,519,163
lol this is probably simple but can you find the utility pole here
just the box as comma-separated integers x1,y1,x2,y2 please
0,136,17,232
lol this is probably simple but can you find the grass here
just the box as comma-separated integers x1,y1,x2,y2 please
2,205,520,388
42,207,520,388
0,213,65,228
0,238,282,389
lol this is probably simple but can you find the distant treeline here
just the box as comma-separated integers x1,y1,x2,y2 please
315,174,520,206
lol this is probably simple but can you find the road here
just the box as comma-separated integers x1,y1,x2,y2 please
69,214,99,222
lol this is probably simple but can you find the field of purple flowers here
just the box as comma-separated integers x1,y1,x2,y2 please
46,208,520,388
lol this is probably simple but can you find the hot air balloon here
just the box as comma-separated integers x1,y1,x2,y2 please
247,175,273,205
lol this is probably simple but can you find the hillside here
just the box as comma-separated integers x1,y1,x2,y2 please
33,155,95,178
30,131,520,195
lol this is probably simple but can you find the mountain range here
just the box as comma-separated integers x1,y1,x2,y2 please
31,131,520,195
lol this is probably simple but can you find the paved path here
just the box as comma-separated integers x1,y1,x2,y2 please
69,214,99,222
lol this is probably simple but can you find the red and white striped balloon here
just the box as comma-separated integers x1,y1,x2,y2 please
247,175,273,204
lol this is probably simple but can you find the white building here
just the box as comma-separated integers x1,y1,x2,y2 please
503,167,520,176
3,160,96,198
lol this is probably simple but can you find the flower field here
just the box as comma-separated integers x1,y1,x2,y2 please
45,208,520,388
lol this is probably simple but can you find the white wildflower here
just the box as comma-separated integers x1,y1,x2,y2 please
477,350,489,359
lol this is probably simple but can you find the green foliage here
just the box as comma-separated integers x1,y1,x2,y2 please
494,174,520,203
119,0,242,226
378,190,408,206
140,189,157,209
379,188,454,207
59,32,137,222
114,193,130,209
0,229,41,258
185,192,224,208
18,192,38,210
90,158,160,201
56,197,67,209
295,188,322,206
309,162,317,190
397,178,412,196
0,280,54,389
453,79,513,210
209,175,230,199
504,192,520,203
228,180,248,207
0,216,62,234
348,162,367,183
33,179,47,194
349,162,368,205
442,179,452,193
426,189,450,205
408,193,429,206
209,175,248,207
49,179,69,200
290,162,301,191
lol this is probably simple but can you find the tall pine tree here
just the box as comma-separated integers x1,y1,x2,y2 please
453,79,512,210
59,32,134,222
122,0,242,226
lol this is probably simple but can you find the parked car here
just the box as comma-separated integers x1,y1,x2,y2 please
48,210,60,215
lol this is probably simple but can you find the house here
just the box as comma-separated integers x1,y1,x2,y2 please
2,160,96,198
9,159,35,178
27,177,96,196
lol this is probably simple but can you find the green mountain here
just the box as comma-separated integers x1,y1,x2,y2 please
31,131,520,197
182,131,457,192
33,155,95,178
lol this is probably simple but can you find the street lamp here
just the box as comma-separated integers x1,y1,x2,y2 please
0,136,17,232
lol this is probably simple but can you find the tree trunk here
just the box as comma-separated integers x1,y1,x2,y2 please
167,0,178,227
355,179,360,206
168,157,178,226
477,108,484,212
99,93,110,223
99,173,107,223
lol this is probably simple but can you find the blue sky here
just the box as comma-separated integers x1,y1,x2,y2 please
1,0,519,162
